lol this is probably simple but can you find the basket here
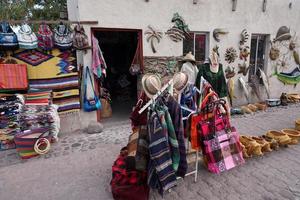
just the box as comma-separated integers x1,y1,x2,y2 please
295,119,300,131
14,127,51,159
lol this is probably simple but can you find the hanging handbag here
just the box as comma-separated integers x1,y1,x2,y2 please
37,24,54,51
111,147,149,200
198,100,244,174
0,22,19,51
83,67,101,112
16,24,38,49
54,23,73,50
73,24,90,50
100,97,112,118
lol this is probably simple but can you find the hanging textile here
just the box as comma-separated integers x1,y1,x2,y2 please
92,34,107,78
129,32,143,75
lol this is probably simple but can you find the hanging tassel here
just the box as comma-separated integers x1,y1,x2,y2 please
232,0,237,11
193,0,198,4
262,0,267,12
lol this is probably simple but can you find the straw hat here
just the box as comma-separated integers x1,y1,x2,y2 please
141,74,162,98
173,72,189,93
183,52,196,62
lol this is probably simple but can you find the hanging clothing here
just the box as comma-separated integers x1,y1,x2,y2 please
91,34,107,78
196,63,228,98
158,105,180,172
147,109,177,194
166,96,188,178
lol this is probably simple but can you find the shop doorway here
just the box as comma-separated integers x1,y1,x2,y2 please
93,28,143,122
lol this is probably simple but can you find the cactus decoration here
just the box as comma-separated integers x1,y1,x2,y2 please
145,25,163,53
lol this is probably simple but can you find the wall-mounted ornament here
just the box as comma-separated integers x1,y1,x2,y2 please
238,63,249,76
212,45,220,57
293,51,300,65
288,34,300,51
232,0,238,11
258,68,270,98
273,66,300,87
225,66,236,79
249,74,262,101
213,28,229,42
240,29,249,45
273,26,291,42
269,45,280,61
225,47,238,63
227,78,236,106
238,77,250,103
193,0,198,4
239,46,250,61
262,0,267,12
166,13,191,42
145,25,163,53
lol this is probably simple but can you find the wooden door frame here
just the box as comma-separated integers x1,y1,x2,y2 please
91,27,143,122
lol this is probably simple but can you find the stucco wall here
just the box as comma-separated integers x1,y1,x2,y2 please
68,0,300,124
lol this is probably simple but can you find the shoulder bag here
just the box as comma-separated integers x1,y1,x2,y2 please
83,67,101,112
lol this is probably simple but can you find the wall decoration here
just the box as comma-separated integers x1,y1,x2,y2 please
273,26,291,42
225,47,238,63
227,78,236,106
259,68,270,98
145,25,163,53
238,77,250,103
213,29,229,42
240,29,249,45
193,0,198,4
293,50,300,65
13,49,53,66
239,46,250,61
166,13,190,42
238,63,249,76
212,45,220,57
273,66,300,87
225,66,236,79
269,45,280,61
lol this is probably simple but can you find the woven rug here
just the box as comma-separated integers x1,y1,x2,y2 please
4,49,80,115
13,50,53,66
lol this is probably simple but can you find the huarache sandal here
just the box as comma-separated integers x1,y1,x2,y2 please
240,142,251,158
295,119,300,131
266,130,291,146
251,136,272,152
240,135,263,156
254,103,267,111
247,104,258,112
261,135,279,150
241,106,253,114
281,129,300,145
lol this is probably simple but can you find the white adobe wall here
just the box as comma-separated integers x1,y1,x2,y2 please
68,0,300,125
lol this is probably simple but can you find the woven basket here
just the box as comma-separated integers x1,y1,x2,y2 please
295,119,300,131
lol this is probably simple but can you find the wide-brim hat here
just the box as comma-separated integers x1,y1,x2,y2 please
173,72,189,93
274,26,291,42
141,74,162,98
183,52,196,62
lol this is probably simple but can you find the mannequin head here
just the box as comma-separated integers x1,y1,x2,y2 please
209,50,219,73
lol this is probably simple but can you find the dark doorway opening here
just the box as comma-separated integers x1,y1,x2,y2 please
93,30,139,121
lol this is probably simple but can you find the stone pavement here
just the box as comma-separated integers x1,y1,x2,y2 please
0,104,300,200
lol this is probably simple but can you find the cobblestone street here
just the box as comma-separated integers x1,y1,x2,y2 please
0,104,300,200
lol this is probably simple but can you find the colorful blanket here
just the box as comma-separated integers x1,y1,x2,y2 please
0,64,28,90
0,49,80,114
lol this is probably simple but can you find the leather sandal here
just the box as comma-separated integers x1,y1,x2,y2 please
254,102,267,111
240,135,263,156
281,129,300,145
261,135,279,150
266,130,291,146
247,104,258,112
295,119,300,131
241,106,253,114
251,136,272,152
240,142,251,158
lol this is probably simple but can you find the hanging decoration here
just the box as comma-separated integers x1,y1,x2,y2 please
262,0,267,12
238,77,250,103
259,68,270,98
145,25,163,53
193,0,198,4
238,63,249,76
225,66,236,79
269,45,280,61
212,45,220,57
166,13,190,42
293,50,300,65
273,26,291,42
227,78,236,106
273,66,300,87
249,74,262,101
213,28,229,42
239,29,249,45
225,47,238,64
239,46,250,61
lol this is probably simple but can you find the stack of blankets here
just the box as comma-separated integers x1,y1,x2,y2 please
0,94,24,150
25,89,52,105
20,105,60,141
